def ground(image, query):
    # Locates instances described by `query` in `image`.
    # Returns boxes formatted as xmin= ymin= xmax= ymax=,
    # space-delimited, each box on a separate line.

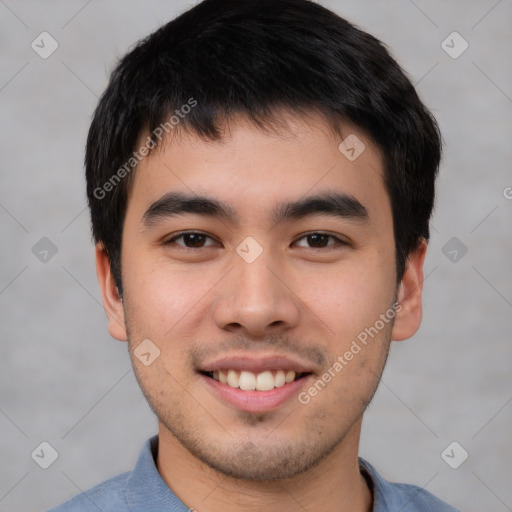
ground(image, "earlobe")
xmin=95 ymin=244 xmax=128 ymax=341
xmin=391 ymin=239 xmax=428 ymax=342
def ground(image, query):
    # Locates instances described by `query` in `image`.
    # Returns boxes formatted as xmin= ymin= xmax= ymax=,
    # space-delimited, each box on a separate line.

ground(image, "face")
xmin=97 ymin=112 xmax=425 ymax=480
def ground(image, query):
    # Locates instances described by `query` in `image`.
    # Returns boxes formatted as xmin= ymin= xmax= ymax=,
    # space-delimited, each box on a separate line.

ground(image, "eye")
xmin=293 ymin=232 xmax=345 ymax=248
xmin=165 ymin=232 xmax=220 ymax=248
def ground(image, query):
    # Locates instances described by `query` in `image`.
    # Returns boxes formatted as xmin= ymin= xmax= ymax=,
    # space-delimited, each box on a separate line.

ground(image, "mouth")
xmin=198 ymin=356 xmax=315 ymax=413
xmin=201 ymin=369 xmax=311 ymax=391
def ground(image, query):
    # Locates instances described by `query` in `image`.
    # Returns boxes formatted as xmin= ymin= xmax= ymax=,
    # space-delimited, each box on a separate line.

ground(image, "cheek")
xmin=122 ymin=251 xmax=223 ymax=338
xmin=291 ymin=254 xmax=395 ymax=344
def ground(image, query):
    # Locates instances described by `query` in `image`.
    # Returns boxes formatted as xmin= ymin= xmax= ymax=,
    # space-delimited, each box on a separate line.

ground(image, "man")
xmin=49 ymin=0 xmax=459 ymax=510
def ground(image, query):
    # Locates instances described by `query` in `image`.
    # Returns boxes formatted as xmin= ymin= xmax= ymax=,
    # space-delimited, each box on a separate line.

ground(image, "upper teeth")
xmin=212 ymin=370 xmax=297 ymax=391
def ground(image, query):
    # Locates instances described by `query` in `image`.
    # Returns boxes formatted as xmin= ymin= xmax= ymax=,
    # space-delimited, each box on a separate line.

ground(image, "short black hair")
xmin=86 ymin=0 xmax=441 ymax=294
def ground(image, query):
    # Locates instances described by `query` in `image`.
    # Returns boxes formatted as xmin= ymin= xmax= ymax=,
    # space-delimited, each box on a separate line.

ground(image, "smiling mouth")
xmin=202 ymin=369 xmax=311 ymax=391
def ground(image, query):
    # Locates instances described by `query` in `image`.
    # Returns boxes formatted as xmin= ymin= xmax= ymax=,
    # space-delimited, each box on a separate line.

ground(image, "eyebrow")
xmin=142 ymin=191 xmax=368 ymax=227
xmin=272 ymin=192 xmax=368 ymax=224
xmin=142 ymin=192 xmax=236 ymax=226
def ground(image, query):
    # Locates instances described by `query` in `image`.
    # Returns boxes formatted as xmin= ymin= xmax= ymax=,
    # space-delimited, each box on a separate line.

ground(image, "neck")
xmin=156 ymin=419 xmax=373 ymax=512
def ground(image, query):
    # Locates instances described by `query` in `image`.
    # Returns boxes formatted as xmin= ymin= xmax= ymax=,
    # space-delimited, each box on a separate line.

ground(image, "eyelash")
xmin=164 ymin=231 xmax=347 ymax=249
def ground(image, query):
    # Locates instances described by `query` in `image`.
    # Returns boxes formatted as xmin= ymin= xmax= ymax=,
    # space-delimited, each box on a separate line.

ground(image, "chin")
xmin=164 ymin=419 xmax=344 ymax=481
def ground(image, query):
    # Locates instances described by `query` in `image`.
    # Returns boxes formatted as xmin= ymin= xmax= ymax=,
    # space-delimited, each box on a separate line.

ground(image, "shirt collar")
xmin=125 ymin=436 xmax=407 ymax=511
xmin=125 ymin=436 xmax=189 ymax=511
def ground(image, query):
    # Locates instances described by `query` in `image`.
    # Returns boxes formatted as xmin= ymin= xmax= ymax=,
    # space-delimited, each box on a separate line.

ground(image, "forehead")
xmin=127 ymin=112 xmax=389 ymax=226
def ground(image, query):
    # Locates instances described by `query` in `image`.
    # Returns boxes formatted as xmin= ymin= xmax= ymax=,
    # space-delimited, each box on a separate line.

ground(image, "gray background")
xmin=1 ymin=1 xmax=511 ymax=511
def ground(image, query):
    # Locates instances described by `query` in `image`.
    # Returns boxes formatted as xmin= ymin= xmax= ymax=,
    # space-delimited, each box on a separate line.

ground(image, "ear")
xmin=391 ymin=239 xmax=427 ymax=341
xmin=95 ymin=244 xmax=128 ymax=341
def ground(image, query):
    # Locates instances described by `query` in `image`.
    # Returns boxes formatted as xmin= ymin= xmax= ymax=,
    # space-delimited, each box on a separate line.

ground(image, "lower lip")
xmin=201 ymin=373 xmax=312 ymax=413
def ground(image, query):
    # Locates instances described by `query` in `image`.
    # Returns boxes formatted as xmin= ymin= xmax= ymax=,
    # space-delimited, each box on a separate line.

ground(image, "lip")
xmin=199 ymin=355 xmax=316 ymax=374
xmin=201 ymin=372 xmax=313 ymax=413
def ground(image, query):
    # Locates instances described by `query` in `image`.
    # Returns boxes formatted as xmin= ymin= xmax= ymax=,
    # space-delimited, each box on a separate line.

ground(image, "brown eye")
xmin=166 ymin=232 xmax=219 ymax=248
xmin=294 ymin=233 xmax=342 ymax=248
xmin=306 ymin=234 xmax=330 ymax=248
xmin=181 ymin=233 xmax=207 ymax=247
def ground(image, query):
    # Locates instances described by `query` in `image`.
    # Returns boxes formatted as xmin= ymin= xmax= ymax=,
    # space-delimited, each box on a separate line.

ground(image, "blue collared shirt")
xmin=48 ymin=436 xmax=459 ymax=511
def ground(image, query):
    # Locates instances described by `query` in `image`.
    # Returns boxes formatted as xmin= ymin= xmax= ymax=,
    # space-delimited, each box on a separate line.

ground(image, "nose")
xmin=212 ymin=253 xmax=301 ymax=338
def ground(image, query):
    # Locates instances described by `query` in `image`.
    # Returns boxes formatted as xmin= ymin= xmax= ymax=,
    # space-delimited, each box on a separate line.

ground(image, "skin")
xmin=96 ymin=111 xmax=426 ymax=512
